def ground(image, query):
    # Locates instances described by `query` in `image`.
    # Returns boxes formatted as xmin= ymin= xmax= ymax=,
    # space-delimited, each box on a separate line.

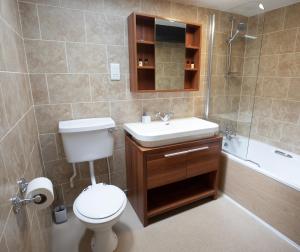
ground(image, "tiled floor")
xmin=52 ymin=196 xmax=299 ymax=252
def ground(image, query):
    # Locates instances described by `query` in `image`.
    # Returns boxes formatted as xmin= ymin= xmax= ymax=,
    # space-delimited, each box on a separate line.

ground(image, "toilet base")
xmin=91 ymin=228 xmax=118 ymax=252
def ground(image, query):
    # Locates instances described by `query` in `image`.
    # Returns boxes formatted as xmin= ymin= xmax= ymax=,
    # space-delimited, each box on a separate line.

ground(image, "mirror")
xmin=155 ymin=19 xmax=186 ymax=90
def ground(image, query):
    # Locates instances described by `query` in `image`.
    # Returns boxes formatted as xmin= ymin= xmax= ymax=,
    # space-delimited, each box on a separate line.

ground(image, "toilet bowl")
xmin=73 ymin=183 xmax=127 ymax=252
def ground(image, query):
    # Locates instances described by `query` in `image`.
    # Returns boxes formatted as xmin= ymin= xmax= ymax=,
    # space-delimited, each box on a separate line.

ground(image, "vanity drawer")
xmin=146 ymin=150 xmax=187 ymax=189
xmin=186 ymin=142 xmax=220 ymax=178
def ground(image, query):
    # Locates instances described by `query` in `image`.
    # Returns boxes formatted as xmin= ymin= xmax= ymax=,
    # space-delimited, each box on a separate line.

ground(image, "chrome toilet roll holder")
xmin=9 ymin=178 xmax=42 ymax=214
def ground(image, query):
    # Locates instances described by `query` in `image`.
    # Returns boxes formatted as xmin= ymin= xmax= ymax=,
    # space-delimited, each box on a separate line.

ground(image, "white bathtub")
xmin=222 ymin=136 xmax=300 ymax=191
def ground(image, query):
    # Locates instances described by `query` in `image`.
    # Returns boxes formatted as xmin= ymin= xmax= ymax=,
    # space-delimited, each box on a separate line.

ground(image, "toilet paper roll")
xmin=25 ymin=177 xmax=54 ymax=210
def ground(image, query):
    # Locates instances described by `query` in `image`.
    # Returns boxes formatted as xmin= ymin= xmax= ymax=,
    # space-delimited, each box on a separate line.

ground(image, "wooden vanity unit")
xmin=125 ymin=134 xmax=222 ymax=226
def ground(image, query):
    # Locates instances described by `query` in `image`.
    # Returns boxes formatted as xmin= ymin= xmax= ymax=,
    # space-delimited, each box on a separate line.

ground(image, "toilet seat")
xmin=74 ymin=183 xmax=126 ymax=220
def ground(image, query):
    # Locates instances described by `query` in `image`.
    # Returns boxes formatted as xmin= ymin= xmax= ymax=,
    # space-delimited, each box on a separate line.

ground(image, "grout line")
xmin=64 ymin=42 xmax=70 ymax=73
xmin=45 ymin=74 xmax=51 ymax=104
xmin=36 ymin=3 xmax=42 ymax=39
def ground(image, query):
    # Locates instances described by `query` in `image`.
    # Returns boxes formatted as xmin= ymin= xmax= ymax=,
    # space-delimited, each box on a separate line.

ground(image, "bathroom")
xmin=0 ymin=0 xmax=299 ymax=251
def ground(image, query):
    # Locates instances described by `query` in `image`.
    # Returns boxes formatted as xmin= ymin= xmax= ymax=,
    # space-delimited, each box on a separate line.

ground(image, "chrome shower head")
xmin=237 ymin=22 xmax=246 ymax=32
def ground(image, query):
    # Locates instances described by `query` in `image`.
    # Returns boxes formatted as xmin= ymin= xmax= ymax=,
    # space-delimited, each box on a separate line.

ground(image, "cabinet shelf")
xmin=147 ymin=175 xmax=216 ymax=218
xmin=138 ymin=66 xmax=155 ymax=69
xmin=137 ymin=40 xmax=154 ymax=45
xmin=185 ymin=68 xmax=198 ymax=71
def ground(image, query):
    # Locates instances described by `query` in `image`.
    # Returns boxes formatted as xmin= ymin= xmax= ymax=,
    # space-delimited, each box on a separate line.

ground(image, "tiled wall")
xmin=18 ymin=0 xmax=228 ymax=206
xmin=241 ymin=3 xmax=300 ymax=155
xmin=0 ymin=0 xmax=51 ymax=251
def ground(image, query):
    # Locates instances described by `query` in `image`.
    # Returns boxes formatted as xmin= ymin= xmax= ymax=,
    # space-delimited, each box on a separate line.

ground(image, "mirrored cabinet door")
xmin=128 ymin=13 xmax=201 ymax=92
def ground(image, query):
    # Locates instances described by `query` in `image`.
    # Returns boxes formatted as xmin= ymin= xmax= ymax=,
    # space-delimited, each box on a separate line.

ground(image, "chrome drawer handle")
xmin=164 ymin=150 xmax=189 ymax=157
xmin=164 ymin=146 xmax=209 ymax=157
xmin=188 ymin=146 xmax=209 ymax=153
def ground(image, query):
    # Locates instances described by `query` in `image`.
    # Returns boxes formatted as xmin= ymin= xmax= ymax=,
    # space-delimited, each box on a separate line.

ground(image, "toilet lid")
xmin=75 ymin=184 xmax=125 ymax=219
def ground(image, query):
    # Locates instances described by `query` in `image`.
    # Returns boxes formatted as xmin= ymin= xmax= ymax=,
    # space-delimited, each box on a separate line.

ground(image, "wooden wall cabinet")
xmin=125 ymin=134 xmax=222 ymax=226
xmin=128 ymin=12 xmax=201 ymax=92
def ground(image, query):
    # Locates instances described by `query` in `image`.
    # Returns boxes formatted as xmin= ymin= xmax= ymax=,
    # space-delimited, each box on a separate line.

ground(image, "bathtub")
xmin=222 ymin=135 xmax=300 ymax=191
xmin=220 ymin=135 xmax=300 ymax=245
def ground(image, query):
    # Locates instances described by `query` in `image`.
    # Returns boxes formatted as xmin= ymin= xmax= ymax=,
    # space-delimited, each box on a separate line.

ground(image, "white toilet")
xmin=59 ymin=117 xmax=127 ymax=252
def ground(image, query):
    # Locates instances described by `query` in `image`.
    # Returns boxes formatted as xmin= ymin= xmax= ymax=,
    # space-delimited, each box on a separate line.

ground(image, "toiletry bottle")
xmin=138 ymin=58 xmax=143 ymax=67
xmin=186 ymin=60 xmax=190 ymax=68
xmin=142 ymin=112 xmax=151 ymax=123
xmin=191 ymin=61 xmax=195 ymax=69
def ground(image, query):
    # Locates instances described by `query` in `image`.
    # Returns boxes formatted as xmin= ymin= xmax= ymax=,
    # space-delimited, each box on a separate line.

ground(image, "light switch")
xmin=110 ymin=63 xmax=120 ymax=81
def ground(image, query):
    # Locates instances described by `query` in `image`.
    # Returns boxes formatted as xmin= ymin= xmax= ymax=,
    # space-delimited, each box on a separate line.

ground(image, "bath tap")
xmin=221 ymin=128 xmax=236 ymax=140
xmin=155 ymin=112 xmax=174 ymax=122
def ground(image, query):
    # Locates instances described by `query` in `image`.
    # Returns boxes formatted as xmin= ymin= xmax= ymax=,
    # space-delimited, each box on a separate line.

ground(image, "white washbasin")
xmin=123 ymin=117 xmax=219 ymax=147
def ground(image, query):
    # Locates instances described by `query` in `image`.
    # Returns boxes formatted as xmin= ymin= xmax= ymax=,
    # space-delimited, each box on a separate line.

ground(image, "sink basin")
xmin=123 ymin=117 xmax=219 ymax=147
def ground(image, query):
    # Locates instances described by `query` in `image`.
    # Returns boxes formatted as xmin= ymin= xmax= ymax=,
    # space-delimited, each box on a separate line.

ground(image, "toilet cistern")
xmin=59 ymin=117 xmax=115 ymax=185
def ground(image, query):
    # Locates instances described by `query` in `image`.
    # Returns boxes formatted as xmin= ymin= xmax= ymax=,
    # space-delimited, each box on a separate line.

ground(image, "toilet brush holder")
xmin=53 ymin=205 xmax=67 ymax=224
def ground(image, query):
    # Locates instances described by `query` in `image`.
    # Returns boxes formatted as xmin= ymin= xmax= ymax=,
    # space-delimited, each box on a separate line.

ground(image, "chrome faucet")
xmin=155 ymin=112 xmax=174 ymax=122
xmin=221 ymin=127 xmax=236 ymax=140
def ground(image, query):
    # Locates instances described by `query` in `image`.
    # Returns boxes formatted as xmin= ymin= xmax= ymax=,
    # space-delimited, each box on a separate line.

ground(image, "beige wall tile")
xmin=0 ymin=20 xmax=27 ymax=72
xmin=4 ymin=208 xmax=31 ymax=252
xmin=60 ymin=0 xmax=104 ymax=11
xmin=0 ymin=127 xmax=26 ymax=184
xmin=193 ymin=96 xmax=204 ymax=117
xmin=263 ymin=8 xmax=284 ymax=33
xmin=271 ymin=100 xmax=300 ymax=123
xmin=35 ymin=104 xmax=72 ymax=133
xmin=44 ymin=159 xmax=76 ymax=185
xmin=241 ymin=77 xmax=257 ymax=96
xmin=0 ymin=236 xmax=8 ymax=252
xmin=78 ymin=159 xmax=109 ymax=179
xmin=141 ymin=0 xmax=171 ymax=17
xmin=0 ymin=153 xmax=15 ymax=237
xmin=0 ymin=73 xmax=32 ymax=126
xmin=258 ymin=55 xmax=278 ymax=76
xmin=85 ymin=12 xmax=124 ymax=45
xmin=170 ymin=97 xmax=193 ymax=118
xmin=38 ymin=5 xmax=85 ymax=42
xmin=245 ymin=36 xmax=262 ymax=57
xmin=170 ymin=2 xmax=197 ymax=24
xmin=67 ymin=43 xmax=107 ymax=73
xmin=243 ymin=57 xmax=259 ymax=76
xmin=19 ymin=2 xmax=40 ymax=39
xmin=111 ymin=100 xmax=142 ymax=124
xmin=253 ymin=97 xmax=272 ymax=118
xmin=296 ymin=28 xmax=300 ymax=52
xmin=47 ymin=74 xmax=90 ymax=103
xmin=91 ymin=74 xmax=126 ymax=101
xmin=287 ymin=78 xmax=300 ymax=101
xmin=29 ymin=74 xmax=49 ymax=105
xmin=256 ymin=118 xmax=283 ymax=141
xmin=18 ymin=109 xmax=38 ymax=166
xmin=40 ymin=134 xmax=58 ymax=162
xmin=261 ymin=29 xmax=297 ymax=55
xmin=103 ymin=0 xmax=140 ymax=17
xmin=0 ymin=85 xmax=9 ymax=139
xmin=61 ymin=178 xmax=91 ymax=206
xmin=280 ymin=124 xmax=300 ymax=146
xmin=284 ymin=2 xmax=300 ymax=29
xmin=261 ymin=77 xmax=289 ymax=98
xmin=0 ymin=0 xmax=22 ymax=35
xmin=25 ymin=40 xmax=67 ymax=73
xmin=72 ymin=102 xmax=110 ymax=119
xmin=29 ymin=143 xmax=44 ymax=178
xmin=277 ymin=53 xmax=300 ymax=77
